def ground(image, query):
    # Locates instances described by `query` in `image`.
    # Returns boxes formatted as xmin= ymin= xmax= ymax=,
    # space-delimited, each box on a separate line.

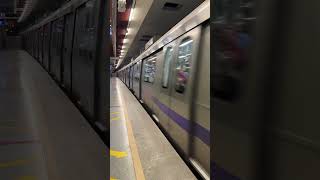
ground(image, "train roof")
xmin=118 ymin=0 xmax=210 ymax=72
xmin=21 ymin=0 xmax=90 ymax=34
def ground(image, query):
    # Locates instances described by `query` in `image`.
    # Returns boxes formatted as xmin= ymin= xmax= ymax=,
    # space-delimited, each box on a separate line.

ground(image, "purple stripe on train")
xmin=212 ymin=162 xmax=241 ymax=180
xmin=152 ymin=97 xmax=241 ymax=180
xmin=152 ymin=96 xmax=210 ymax=146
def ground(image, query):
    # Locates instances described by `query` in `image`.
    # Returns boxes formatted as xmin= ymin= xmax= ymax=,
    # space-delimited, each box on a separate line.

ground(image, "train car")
xmin=21 ymin=0 xmax=107 ymax=128
xmin=117 ymin=1 xmax=210 ymax=178
xmin=50 ymin=17 xmax=64 ymax=82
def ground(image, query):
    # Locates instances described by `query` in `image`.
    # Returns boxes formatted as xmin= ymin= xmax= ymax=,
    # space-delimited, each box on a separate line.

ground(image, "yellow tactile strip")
xmin=117 ymin=83 xmax=146 ymax=180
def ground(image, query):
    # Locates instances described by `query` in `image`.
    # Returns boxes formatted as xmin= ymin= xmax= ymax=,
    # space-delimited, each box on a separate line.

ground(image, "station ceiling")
xmin=117 ymin=0 xmax=205 ymax=69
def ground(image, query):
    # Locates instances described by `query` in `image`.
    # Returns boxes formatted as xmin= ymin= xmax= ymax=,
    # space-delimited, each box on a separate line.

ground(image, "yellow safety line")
xmin=0 ymin=159 xmax=29 ymax=168
xmin=111 ymin=112 xmax=120 ymax=115
xmin=117 ymin=82 xmax=146 ymax=180
xmin=110 ymin=177 xmax=118 ymax=180
xmin=110 ymin=149 xmax=128 ymax=158
xmin=111 ymin=117 xmax=120 ymax=121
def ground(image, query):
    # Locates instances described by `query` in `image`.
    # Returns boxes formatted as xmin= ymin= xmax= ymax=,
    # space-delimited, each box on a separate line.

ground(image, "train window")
xmin=134 ymin=62 xmax=140 ymax=80
xmin=162 ymin=47 xmax=173 ymax=88
xmin=175 ymin=38 xmax=193 ymax=93
xmin=143 ymin=57 xmax=157 ymax=83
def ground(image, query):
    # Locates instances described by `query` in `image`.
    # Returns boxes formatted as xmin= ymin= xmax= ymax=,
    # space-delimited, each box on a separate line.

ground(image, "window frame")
xmin=143 ymin=56 xmax=157 ymax=84
xmin=174 ymin=37 xmax=194 ymax=94
xmin=161 ymin=46 xmax=174 ymax=89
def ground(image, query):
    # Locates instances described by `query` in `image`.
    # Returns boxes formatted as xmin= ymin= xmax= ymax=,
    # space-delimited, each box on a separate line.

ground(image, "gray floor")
xmin=110 ymin=79 xmax=136 ymax=180
xmin=110 ymin=78 xmax=196 ymax=180
xmin=0 ymin=50 xmax=106 ymax=180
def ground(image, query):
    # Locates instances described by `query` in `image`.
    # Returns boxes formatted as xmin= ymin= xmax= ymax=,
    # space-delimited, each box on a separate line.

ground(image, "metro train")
xmin=117 ymin=1 xmax=210 ymax=178
xmin=21 ymin=0 xmax=108 ymax=135
xmin=211 ymin=0 xmax=320 ymax=180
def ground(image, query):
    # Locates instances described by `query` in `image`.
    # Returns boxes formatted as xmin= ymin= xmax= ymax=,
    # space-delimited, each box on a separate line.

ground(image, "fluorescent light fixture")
xmin=179 ymin=39 xmax=193 ymax=47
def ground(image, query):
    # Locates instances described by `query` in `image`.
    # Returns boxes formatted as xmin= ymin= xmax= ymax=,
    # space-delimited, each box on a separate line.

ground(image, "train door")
xmin=72 ymin=0 xmax=98 ymax=118
xmin=132 ymin=61 xmax=141 ymax=98
xmin=190 ymin=23 xmax=210 ymax=174
xmin=141 ymin=55 xmax=158 ymax=111
xmin=32 ymin=32 xmax=34 ymax=56
xmin=33 ymin=31 xmax=35 ymax=58
xmin=127 ymin=68 xmax=130 ymax=87
xmin=130 ymin=66 xmax=134 ymax=89
xmin=167 ymin=26 xmax=202 ymax=156
xmin=154 ymin=41 xmax=176 ymax=129
xmin=121 ymin=71 xmax=123 ymax=82
xmin=129 ymin=66 xmax=132 ymax=89
xmin=43 ymin=23 xmax=51 ymax=71
xmin=123 ymin=71 xmax=125 ymax=83
xmin=39 ymin=27 xmax=44 ymax=64
xmin=124 ymin=70 xmax=126 ymax=84
xmin=62 ymin=13 xmax=75 ymax=92
xmin=35 ymin=29 xmax=39 ymax=60
xmin=124 ymin=70 xmax=126 ymax=83
xmin=50 ymin=18 xmax=64 ymax=82
xmin=37 ymin=28 xmax=41 ymax=61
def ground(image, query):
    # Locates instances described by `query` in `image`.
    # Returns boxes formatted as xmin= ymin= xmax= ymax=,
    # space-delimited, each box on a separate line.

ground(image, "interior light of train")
xmin=149 ymin=57 xmax=157 ymax=61
xmin=179 ymin=39 xmax=193 ymax=47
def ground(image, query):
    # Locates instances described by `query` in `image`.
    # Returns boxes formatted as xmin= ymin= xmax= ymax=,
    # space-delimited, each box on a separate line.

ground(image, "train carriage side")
xmin=142 ymin=21 xmax=210 ymax=175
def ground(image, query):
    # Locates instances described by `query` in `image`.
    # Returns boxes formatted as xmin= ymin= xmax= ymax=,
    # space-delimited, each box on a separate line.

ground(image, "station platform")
xmin=0 ymin=50 xmax=106 ymax=179
xmin=110 ymin=77 xmax=197 ymax=180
